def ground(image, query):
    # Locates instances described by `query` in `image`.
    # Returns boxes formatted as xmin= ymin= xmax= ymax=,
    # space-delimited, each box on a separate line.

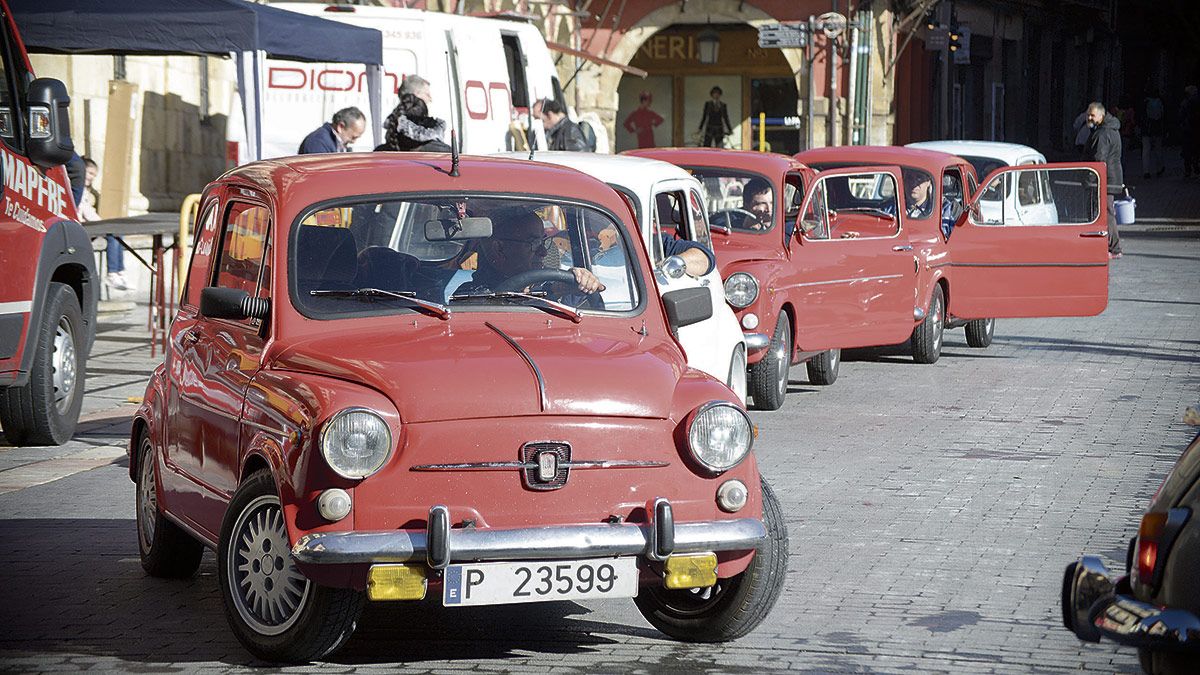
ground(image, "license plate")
xmin=442 ymin=557 xmax=638 ymax=607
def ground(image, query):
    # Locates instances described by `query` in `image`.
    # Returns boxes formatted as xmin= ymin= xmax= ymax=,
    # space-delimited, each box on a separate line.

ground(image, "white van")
xmin=252 ymin=4 xmax=605 ymax=159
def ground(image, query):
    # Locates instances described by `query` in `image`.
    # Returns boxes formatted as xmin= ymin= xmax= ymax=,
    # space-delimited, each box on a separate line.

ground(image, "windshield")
xmin=291 ymin=195 xmax=642 ymax=319
xmin=681 ymin=167 xmax=776 ymax=233
xmin=960 ymin=155 xmax=1007 ymax=184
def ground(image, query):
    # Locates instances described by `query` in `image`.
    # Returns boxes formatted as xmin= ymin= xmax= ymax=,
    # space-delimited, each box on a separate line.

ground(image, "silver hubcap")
xmin=775 ymin=322 xmax=790 ymax=397
xmin=931 ymin=295 xmax=943 ymax=352
xmin=227 ymin=495 xmax=311 ymax=636
xmin=137 ymin=443 xmax=157 ymax=549
xmin=828 ymin=349 xmax=840 ymax=369
xmin=51 ymin=316 xmax=77 ymax=414
xmin=985 ymin=318 xmax=994 ymax=337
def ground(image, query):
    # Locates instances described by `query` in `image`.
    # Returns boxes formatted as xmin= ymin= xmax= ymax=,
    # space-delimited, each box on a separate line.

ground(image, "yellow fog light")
xmin=367 ymin=564 xmax=428 ymax=601
xmin=664 ymin=553 xmax=718 ymax=590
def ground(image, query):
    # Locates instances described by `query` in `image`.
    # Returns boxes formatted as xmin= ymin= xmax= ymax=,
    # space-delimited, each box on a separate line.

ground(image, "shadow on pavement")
xmin=992 ymin=335 xmax=1199 ymax=364
xmin=0 ymin=518 xmax=653 ymax=668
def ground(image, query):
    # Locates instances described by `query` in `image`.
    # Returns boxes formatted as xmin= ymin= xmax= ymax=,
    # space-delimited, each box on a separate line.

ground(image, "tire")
xmin=634 ymin=477 xmax=788 ymax=642
xmin=135 ymin=432 xmax=204 ymax=578
xmin=911 ymin=285 xmax=944 ymax=364
xmin=725 ymin=344 xmax=748 ymax=405
xmin=806 ymin=349 xmax=840 ymax=386
xmin=749 ymin=314 xmax=791 ymax=411
xmin=0 ymin=282 xmax=86 ymax=445
xmin=965 ymin=317 xmax=995 ymax=348
xmin=218 ymin=471 xmax=365 ymax=663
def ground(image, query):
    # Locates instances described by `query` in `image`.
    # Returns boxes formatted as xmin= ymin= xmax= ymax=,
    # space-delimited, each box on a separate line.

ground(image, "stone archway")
xmin=577 ymin=0 xmax=806 ymax=149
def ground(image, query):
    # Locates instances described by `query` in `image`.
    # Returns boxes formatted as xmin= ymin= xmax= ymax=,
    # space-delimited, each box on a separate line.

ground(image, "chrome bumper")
xmin=744 ymin=333 xmax=770 ymax=351
xmin=293 ymin=501 xmax=766 ymax=569
xmin=1062 ymin=555 xmax=1200 ymax=650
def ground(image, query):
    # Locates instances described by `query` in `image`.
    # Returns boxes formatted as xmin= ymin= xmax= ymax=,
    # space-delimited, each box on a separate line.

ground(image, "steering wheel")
xmin=710 ymin=208 xmax=761 ymax=231
xmin=496 ymin=268 xmax=606 ymax=311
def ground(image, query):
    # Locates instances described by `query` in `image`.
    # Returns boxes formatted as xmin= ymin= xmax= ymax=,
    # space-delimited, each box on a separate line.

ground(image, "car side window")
xmin=799 ymin=182 xmax=830 ymax=240
xmin=654 ymin=191 xmax=686 ymax=240
xmin=213 ymin=201 xmax=271 ymax=321
xmin=942 ymin=168 xmax=965 ymax=237
xmin=183 ymin=201 xmax=220 ymax=308
xmin=686 ymin=189 xmax=713 ymax=250
xmin=783 ymin=172 xmax=804 ymax=217
xmin=1017 ymin=170 xmax=1040 ymax=207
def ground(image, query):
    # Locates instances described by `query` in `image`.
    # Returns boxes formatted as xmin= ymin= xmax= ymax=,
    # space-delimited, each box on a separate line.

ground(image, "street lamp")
xmin=697 ymin=27 xmax=720 ymax=64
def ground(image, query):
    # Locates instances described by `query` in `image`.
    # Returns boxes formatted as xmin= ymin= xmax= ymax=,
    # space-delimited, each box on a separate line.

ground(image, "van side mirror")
xmin=662 ymin=287 xmax=712 ymax=329
xmin=200 ymin=287 xmax=270 ymax=321
xmin=26 ymin=78 xmax=75 ymax=169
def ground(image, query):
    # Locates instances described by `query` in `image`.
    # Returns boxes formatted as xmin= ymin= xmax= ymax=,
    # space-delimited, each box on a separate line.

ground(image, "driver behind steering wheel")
xmin=455 ymin=206 xmax=604 ymax=296
xmin=741 ymin=177 xmax=773 ymax=230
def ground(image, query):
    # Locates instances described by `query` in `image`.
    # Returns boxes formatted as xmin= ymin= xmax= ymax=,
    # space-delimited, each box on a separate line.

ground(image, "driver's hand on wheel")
xmin=570 ymin=268 xmax=605 ymax=294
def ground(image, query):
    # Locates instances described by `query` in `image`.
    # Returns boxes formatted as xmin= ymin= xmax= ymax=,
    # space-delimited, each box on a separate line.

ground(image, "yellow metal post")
xmin=758 ymin=112 xmax=766 ymax=152
xmin=177 ymin=193 xmax=201 ymax=296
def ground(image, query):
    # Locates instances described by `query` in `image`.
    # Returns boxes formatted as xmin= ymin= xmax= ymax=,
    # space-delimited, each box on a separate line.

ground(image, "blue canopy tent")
xmin=10 ymin=0 xmax=385 ymax=160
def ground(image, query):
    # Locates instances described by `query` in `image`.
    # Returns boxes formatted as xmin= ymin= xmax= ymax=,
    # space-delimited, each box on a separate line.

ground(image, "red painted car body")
xmin=129 ymin=153 xmax=785 ymax=661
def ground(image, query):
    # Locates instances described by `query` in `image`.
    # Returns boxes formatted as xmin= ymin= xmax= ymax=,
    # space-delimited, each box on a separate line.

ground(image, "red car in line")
xmin=632 ymin=148 xmax=1110 ymax=410
xmin=129 ymin=153 xmax=786 ymax=662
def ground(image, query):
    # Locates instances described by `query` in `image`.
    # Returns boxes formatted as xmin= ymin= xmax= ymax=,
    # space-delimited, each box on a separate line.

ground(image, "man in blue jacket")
xmin=299 ymin=107 xmax=366 ymax=154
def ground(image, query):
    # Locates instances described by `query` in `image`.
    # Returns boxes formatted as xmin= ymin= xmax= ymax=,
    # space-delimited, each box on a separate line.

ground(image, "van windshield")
xmin=291 ymin=195 xmax=642 ymax=319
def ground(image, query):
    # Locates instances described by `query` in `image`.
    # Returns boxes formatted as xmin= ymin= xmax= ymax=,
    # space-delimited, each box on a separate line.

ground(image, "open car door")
xmin=789 ymin=166 xmax=916 ymax=351
xmin=947 ymin=162 xmax=1109 ymax=319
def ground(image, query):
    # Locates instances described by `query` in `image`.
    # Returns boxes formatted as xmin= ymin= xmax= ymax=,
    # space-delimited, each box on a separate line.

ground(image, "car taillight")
xmin=1131 ymin=508 xmax=1190 ymax=592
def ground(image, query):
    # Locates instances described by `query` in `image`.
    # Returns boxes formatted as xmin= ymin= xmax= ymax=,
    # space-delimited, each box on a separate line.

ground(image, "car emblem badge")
xmin=521 ymin=442 xmax=571 ymax=490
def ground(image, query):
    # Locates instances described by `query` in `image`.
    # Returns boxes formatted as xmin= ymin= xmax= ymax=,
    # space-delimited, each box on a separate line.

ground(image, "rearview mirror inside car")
xmin=424 ymin=216 xmax=493 ymax=241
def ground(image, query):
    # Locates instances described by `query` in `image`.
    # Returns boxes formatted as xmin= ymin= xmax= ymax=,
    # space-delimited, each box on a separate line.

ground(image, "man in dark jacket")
xmin=1085 ymin=102 xmax=1123 ymax=257
xmin=299 ymin=107 xmax=366 ymax=154
xmin=536 ymin=99 xmax=589 ymax=151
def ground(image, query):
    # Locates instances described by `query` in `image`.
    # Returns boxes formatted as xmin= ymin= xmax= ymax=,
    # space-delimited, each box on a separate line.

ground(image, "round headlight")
xmin=688 ymin=401 xmax=753 ymax=472
xmin=724 ymin=273 xmax=759 ymax=309
xmin=320 ymin=408 xmax=393 ymax=479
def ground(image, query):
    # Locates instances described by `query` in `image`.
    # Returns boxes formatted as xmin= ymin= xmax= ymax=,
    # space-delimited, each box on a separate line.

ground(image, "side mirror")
xmin=659 ymin=255 xmax=688 ymax=280
xmin=662 ymin=287 xmax=712 ymax=329
xmin=26 ymin=78 xmax=74 ymax=169
xmin=200 ymin=287 xmax=270 ymax=321
xmin=424 ymin=216 xmax=493 ymax=241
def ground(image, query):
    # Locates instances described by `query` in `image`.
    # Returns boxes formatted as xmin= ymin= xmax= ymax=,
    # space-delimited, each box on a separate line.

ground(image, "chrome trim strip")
xmin=411 ymin=459 xmax=670 ymax=471
xmin=178 ymin=394 xmax=241 ymax=422
xmin=0 ymin=300 xmax=33 ymax=314
xmin=486 ymin=321 xmax=546 ymax=412
xmin=790 ymin=273 xmax=905 ymax=288
xmin=292 ymin=517 xmax=767 ymax=565
xmin=241 ymin=419 xmax=292 ymax=438
xmin=892 ymin=244 xmax=913 ymax=252
xmin=744 ymin=333 xmax=770 ymax=351
xmin=951 ymin=262 xmax=1107 ymax=268
xmin=1079 ymin=231 xmax=1108 ymax=237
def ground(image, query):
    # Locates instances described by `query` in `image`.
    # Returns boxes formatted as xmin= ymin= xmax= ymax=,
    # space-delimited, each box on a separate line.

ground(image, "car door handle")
xmin=181 ymin=330 xmax=200 ymax=345
xmin=892 ymin=245 xmax=913 ymax=252
xmin=1079 ymin=231 xmax=1108 ymax=238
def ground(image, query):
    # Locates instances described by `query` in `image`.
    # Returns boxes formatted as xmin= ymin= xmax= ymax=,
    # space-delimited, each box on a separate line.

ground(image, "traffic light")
xmin=949 ymin=26 xmax=962 ymax=52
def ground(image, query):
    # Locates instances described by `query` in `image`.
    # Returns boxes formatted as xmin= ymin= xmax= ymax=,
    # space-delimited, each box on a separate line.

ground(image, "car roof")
xmin=906 ymin=140 xmax=1047 ymax=165
xmin=796 ymin=145 xmax=961 ymax=174
xmin=623 ymin=147 xmax=807 ymax=175
xmin=493 ymin=152 xmax=699 ymax=194
xmin=216 ymin=153 xmax=632 ymax=220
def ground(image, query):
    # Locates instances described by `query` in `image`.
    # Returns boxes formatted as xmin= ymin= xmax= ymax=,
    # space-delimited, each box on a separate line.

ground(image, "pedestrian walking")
xmin=298 ymin=107 xmax=366 ymax=154
xmin=1084 ymin=102 xmax=1123 ymax=257
xmin=1142 ymin=89 xmax=1166 ymax=178
xmin=698 ymin=86 xmax=733 ymax=148
xmin=534 ymin=98 xmax=589 ymax=151
xmin=1180 ymin=85 xmax=1200 ymax=178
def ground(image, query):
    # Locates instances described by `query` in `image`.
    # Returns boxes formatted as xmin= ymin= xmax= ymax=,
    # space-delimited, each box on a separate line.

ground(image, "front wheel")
xmin=911 ymin=285 xmax=944 ymax=364
xmin=0 ymin=282 xmax=86 ymax=445
xmin=634 ymin=478 xmax=788 ymax=642
xmin=218 ymin=471 xmax=365 ymax=663
xmin=748 ymin=315 xmax=791 ymax=411
xmin=965 ymin=317 xmax=995 ymax=348
xmin=806 ymin=349 xmax=840 ymax=386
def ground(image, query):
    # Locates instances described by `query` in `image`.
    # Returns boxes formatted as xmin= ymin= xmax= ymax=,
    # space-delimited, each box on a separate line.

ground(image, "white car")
xmin=495 ymin=152 xmax=748 ymax=403
xmin=906 ymin=141 xmax=1058 ymax=226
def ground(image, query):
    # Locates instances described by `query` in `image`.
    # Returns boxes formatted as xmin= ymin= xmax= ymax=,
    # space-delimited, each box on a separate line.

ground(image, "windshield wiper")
xmin=309 ymin=288 xmax=451 ymax=320
xmin=449 ymin=291 xmax=582 ymax=323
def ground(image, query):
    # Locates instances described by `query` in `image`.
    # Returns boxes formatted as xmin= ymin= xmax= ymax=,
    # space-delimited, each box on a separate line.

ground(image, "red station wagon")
xmin=129 ymin=154 xmax=786 ymax=662
xmin=633 ymin=148 xmax=1110 ymax=409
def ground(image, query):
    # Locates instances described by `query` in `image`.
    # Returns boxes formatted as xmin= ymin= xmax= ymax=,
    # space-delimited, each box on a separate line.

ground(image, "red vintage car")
xmin=129 ymin=154 xmax=786 ymax=662
xmin=798 ymin=145 xmax=1110 ymax=361
xmin=632 ymin=148 xmax=1109 ymax=410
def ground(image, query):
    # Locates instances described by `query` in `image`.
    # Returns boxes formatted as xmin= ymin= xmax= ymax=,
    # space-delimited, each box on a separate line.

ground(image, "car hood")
xmin=270 ymin=317 xmax=685 ymax=422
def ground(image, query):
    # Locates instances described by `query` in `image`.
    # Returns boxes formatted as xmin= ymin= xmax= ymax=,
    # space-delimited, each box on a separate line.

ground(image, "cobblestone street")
xmin=1 ymin=226 xmax=1198 ymax=673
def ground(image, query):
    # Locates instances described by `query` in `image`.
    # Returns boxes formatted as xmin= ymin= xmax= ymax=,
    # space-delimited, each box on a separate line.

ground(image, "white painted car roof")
xmin=906 ymin=140 xmax=1047 ymax=166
